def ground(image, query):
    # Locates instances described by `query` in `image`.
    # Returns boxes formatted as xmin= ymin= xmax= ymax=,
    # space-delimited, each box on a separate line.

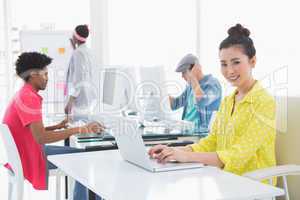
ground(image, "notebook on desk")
xmin=114 ymin=117 xmax=203 ymax=172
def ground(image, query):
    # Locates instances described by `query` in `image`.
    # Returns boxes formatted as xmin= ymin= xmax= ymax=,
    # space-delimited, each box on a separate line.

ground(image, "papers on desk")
xmin=141 ymin=119 xmax=194 ymax=135
xmin=144 ymin=127 xmax=167 ymax=135
xmin=142 ymin=120 xmax=166 ymax=127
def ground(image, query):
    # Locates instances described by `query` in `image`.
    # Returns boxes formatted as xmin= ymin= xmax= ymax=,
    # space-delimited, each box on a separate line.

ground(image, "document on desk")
xmin=141 ymin=119 xmax=194 ymax=135
xmin=144 ymin=127 xmax=167 ymax=135
xmin=142 ymin=120 xmax=166 ymax=127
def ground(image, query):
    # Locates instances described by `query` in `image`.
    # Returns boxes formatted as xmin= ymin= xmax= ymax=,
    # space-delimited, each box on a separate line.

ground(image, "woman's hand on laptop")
xmin=148 ymin=144 xmax=167 ymax=158
xmin=148 ymin=144 xmax=191 ymax=164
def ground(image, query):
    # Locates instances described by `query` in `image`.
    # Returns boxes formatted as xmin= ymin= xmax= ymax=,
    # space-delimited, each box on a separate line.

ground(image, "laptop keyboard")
xmin=149 ymin=158 xmax=181 ymax=168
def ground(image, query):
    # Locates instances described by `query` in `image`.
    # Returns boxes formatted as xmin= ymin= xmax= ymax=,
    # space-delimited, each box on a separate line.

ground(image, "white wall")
xmin=90 ymin=0 xmax=300 ymax=99
xmin=198 ymin=0 xmax=300 ymax=97
xmin=90 ymin=0 xmax=109 ymax=66
xmin=11 ymin=0 xmax=90 ymax=30
xmin=90 ymin=0 xmax=199 ymax=101
xmin=0 ymin=0 xmax=91 ymax=117
xmin=1 ymin=0 xmax=299 ymax=116
xmin=0 ymin=0 xmax=13 ymax=118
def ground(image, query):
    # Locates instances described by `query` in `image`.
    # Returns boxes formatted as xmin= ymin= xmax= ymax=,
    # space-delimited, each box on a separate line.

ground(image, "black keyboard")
xmin=85 ymin=144 xmax=118 ymax=151
xmin=144 ymin=140 xmax=194 ymax=147
xmin=167 ymin=140 xmax=194 ymax=147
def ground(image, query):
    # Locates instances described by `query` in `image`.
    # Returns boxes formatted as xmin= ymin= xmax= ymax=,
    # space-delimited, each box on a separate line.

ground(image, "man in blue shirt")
xmin=169 ymin=54 xmax=222 ymax=135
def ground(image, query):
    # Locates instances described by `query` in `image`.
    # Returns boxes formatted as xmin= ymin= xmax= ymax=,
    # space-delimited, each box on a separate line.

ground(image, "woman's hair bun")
xmin=228 ymin=23 xmax=250 ymax=37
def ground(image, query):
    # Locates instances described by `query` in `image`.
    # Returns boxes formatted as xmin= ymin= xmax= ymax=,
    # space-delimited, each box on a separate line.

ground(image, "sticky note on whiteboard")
xmin=58 ymin=47 xmax=65 ymax=55
xmin=41 ymin=47 xmax=48 ymax=54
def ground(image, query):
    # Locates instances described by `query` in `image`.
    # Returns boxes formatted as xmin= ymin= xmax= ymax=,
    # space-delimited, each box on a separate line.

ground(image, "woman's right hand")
xmin=149 ymin=144 xmax=192 ymax=164
xmin=148 ymin=144 xmax=168 ymax=158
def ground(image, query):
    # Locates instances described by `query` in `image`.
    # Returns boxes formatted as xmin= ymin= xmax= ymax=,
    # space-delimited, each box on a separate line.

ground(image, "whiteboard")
xmin=20 ymin=30 xmax=73 ymax=104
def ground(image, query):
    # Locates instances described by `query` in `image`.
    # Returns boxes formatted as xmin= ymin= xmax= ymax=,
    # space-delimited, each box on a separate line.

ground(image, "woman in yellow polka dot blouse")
xmin=148 ymin=23 xmax=276 ymax=176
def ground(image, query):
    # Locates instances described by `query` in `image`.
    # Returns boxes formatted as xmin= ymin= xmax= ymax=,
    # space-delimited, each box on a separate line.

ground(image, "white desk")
xmin=48 ymin=151 xmax=284 ymax=200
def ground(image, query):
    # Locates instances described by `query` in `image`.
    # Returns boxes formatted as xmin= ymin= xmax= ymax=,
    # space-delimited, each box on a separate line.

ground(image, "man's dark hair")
xmin=15 ymin=52 xmax=52 ymax=81
xmin=75 ymin=24 xmax=89 ymax=39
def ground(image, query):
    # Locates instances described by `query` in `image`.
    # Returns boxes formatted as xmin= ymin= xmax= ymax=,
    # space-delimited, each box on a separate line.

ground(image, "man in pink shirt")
xmin=2 ymin=52 xmax=103 ymax=200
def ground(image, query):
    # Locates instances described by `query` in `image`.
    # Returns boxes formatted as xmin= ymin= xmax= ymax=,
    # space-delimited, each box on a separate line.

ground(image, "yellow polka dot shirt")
xmin=190 ymin=81 xmax=276 ymax=176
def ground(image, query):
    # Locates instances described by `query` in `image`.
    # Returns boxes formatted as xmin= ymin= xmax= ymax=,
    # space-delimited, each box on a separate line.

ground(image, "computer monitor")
xmin=102 ymin=68 xmax=117 ymax=106
xmin=136 ymin=65 xmax=168 ymax=120
xmin=101 ymin=67 xmax=137 ymax=115
xmin=101 ymin=66 xmax=196 ymax=135
xmin=101 ymin=65 xmax=169 ymax=119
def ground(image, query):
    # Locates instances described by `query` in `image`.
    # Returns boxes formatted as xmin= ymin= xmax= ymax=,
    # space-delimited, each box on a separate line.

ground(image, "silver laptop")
xmin=113 ymin=117 xmax=203 ymax=172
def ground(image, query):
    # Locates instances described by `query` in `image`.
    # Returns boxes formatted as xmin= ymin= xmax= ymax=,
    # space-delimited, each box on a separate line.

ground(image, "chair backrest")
xmin=0 ymin=124 xmax=24 ymax=200
xmin=275 ymin=96 xmax=300 ymax=199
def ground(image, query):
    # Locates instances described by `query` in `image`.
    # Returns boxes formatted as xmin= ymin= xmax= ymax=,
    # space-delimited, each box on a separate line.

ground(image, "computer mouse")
xmin=138 ymin=122 xmax=145 ymax=128
xmin=128 ymin=111 xmax=137 ymax=116
xmin=152 ymin=117 xmax=159 ymax=122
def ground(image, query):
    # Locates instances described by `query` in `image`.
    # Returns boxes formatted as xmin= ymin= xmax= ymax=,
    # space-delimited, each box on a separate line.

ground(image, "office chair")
xmin=243 ymin=96 xmax=300 ymax=200
xmin=0 ymin=124 xmax=64 ymax=200
xmin=243 ymin=165 xmax=300 ymax=200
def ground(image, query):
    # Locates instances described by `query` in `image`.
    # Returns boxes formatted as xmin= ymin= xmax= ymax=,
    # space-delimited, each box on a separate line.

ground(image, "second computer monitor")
xmin=102 ymin=67 xmax=137 ymax=114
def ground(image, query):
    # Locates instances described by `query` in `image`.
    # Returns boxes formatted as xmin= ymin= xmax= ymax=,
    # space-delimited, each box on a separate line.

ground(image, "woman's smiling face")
xmin=219 ymin=46 xmax=256 ymax=88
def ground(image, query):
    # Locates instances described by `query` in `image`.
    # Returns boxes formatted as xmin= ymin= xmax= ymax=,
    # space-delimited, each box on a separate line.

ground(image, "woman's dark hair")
xmin=15 ymin=52 xmax=52 ymax=81
xmin=219 ymin=24 xmax=256 ymax=59
xmin=75 ymin=24 xmax=89 ymax=38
